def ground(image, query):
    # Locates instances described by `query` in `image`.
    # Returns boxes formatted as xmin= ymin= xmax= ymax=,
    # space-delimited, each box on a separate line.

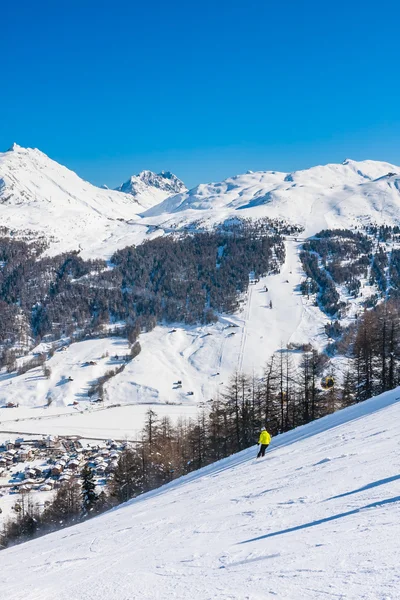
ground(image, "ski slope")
xmin=1 ymin=387 xmax=400 ymax=599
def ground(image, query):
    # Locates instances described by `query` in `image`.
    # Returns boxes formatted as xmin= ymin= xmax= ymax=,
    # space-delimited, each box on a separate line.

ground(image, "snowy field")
xmin=1 ymin=386 xmax=399 ymax=599
xmin=0 ymin=403 xmax=199 ymax=445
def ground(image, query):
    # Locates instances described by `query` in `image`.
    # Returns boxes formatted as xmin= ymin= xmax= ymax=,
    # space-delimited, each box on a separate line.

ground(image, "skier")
xmin=257 ymin=427 xmax=271 ymax=458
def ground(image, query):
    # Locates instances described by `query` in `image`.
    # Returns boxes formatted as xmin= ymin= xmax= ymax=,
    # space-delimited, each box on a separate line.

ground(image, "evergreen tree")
xmin=108 ymin=447 xmax=143 ymax=503
xmin=81 ymin=464 xmax=97 ymax=515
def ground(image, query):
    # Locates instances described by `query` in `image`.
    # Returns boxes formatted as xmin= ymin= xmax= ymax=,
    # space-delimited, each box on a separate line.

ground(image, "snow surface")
xmin=1 ymin=387 xmax=400 ymax=599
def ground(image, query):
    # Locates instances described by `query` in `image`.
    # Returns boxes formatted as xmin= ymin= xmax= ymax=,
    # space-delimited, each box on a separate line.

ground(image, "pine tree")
xmin=108 ymin=447 xmax=143 ymax=503
xmin=81 ymin=464 xmax=97 ymax=515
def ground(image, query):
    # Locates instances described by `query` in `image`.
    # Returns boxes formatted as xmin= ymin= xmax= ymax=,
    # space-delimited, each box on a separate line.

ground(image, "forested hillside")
xmin=0 ymin=224 xmax=285 ymax=369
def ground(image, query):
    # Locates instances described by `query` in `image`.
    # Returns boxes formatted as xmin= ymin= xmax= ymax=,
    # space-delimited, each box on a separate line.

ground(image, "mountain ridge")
xmin=1 ymin=145 xmax=400 ymax=256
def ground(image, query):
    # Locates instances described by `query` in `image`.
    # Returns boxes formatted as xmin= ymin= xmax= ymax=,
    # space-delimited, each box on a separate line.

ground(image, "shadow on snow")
xmin=238 ymin=495 xmax=400 ymax=545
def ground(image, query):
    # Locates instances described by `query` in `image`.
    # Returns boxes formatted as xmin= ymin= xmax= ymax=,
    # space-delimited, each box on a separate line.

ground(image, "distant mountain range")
xmin=1 ymin=144 xmax=399 ymax=258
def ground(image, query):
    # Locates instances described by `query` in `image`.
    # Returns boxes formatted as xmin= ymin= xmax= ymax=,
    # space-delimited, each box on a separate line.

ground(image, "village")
xmin=0 ymin=433 xmax=125 ymax=519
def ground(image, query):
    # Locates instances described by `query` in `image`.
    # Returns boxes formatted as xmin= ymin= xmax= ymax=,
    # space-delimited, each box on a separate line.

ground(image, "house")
xmin=46 ymin=435 xmax=60 ymax=449
xmin=51 ymin=464 xmax=64 ymax=476
xmin=5 ymin=441 xmax=15 ymax=451
xmin=67 ymin=459 xmax=80 ymax=470
xmin=14 ymin=438 xmax=24 ymax=448
xmin=39 ymin=484 xmax=53 ymax=492
xmin=18 ymin=447 xmax=32 ymax=461
xmin=22 ymin=478 xmax=36 ymax=486
xmin=33 ymin=466 xmax=44 ymax=477
xmin=19 ymin=484 xmax=32 ymax=492
xmin=6 ymin=449 xmax=18 ymax=463
xmin=58 ymin=473 xmax=71 ymax=484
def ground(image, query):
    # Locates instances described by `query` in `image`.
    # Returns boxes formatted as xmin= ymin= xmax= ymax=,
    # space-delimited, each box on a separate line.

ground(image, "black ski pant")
xmin=257 ymin=444 xmax=269 ymax=458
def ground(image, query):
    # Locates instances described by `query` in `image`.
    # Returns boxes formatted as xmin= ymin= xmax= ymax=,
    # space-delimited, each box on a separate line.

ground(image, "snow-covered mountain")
xmin=144 ymin=158 xmax=400 ymax=237
xmin=115 ymin=169 xmax=186 ymax=209
xmin=1 ymin=145 xmax=400 ymax=257
xmin=1 ymin=387 xmax=399 ymax=600
xmin=0 ymin=145 xmax=175 ymax=258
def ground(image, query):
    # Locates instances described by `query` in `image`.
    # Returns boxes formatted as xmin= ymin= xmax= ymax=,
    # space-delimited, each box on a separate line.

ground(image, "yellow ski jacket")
xmin=258 ymin=430 xmax=271 ymax=445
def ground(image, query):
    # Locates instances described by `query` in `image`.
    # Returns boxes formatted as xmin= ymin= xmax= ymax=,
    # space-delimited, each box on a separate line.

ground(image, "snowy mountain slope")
xmin=143 ymin=158 xmax=400 ymax=237
xmin=0 ymin=337 xmax=131 ymax=409
xmin=0 ymin=231 xmax=374 ymax=444
xmin=116 ymin=169 xmax=186 ymax=209
xmin=0 ymin=145 xmax=161 ymax=258
xmin=1 ymin=387 xmax=400 ymax=600
xmin=1 ymin=146 xmax=400 ymax=258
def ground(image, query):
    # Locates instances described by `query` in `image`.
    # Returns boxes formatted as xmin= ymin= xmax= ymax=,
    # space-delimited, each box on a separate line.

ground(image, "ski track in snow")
xmin=1 ymin=388 xmax=400 ymax=599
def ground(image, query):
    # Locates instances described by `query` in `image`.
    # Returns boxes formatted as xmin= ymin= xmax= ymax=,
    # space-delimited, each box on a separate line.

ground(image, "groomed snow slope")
xmin=1 ymin=388 xmax=400 ymax=600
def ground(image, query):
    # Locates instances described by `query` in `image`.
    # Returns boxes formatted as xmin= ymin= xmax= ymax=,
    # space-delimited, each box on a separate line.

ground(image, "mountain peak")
xmin=5 ymin=143 xmax=51 ymax=163
xmin=8 ymin=142 xmax=22 ymax=152
xmin=116 ymin=169 xmax=187 ymax=208
xmin=136 ymin=169 xmax=186 ymax=194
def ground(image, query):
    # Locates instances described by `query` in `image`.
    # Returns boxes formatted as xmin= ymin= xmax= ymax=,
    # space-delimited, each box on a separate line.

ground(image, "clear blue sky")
xmin=2 ymin=0 xmax=400 ymax=189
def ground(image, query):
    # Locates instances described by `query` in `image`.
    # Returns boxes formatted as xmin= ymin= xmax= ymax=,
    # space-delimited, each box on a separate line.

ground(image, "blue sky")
xmin=2 ymin=0 xmax=400 ymax=189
